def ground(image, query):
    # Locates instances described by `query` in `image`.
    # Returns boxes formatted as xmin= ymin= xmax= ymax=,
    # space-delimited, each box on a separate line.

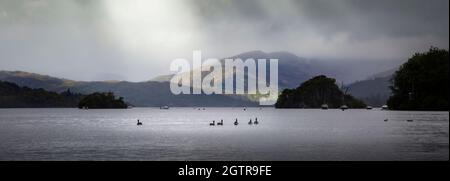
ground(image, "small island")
xmin=275 ymin=75 xmax=366 ymax=109
xmin=78 ymin=92 xmax=128 ymax=109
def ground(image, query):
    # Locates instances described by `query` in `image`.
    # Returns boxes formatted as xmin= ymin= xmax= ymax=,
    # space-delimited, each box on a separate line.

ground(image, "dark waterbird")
xmin=137 ymin=119 xmax=142 ymax=126
xmin=217 ymin=119 xmax=223 ymax=126
xmin=248 ymin=119 xmax=253 ymax=125
xmin=210 ymin=120 xmax=215 ymax=126
xmin=234 ymin=119 xmax=239 ymax=126
xmin=254 ymin=117 xmax=259 ymax=125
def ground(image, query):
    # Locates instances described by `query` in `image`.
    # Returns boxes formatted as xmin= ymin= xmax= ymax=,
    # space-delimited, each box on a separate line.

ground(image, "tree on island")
xmin=275 ymin=75 xmax=366 ymax=108
xmin=0 ymin=81 xmax=83 ymax=108
xmin=387 ymin=47 xmax=449 ymax=111
xmin=78 ymin=92 xmax=128 ymax=109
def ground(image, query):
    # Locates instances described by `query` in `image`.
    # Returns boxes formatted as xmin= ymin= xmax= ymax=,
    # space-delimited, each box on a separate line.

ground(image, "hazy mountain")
xmin=229 ymin=51 xmax=404 ymax=86
xmin=225 ymin=51 xmax=312 ymax=89
xmin=366 ymin=68 xmax=397 ymax=80
xmin=159 ymin=50 xmax=403 ymax=89
xmin=347 ymin=68 xmax=397 ymax=107
xmin=162 ymin=51 xmax=313 ymax=91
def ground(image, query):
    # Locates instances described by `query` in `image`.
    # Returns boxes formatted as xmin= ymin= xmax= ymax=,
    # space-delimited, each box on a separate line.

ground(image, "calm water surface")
xmin=0 ymin=108 xmax=448 ymax=160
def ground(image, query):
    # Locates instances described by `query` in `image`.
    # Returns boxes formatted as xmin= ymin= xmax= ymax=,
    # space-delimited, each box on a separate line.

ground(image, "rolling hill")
xmin=0 ymin=71 xmax=257 ymax=107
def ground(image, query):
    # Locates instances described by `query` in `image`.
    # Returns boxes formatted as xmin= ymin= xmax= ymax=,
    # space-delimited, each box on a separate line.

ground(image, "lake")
xmin=0 ymin=108 xmax=448 ymax=161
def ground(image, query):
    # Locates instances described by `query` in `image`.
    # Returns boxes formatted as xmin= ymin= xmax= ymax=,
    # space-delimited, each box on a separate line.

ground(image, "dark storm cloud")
xmin=0 ymin=0 xmax=448 ymax=81
xmin=190 ymin=0 xmax=449 ymax=41
xmin=185 ymin=0 xmax=448 ymax=64
xmin=295 ymin=0 xmax=449 ymax=40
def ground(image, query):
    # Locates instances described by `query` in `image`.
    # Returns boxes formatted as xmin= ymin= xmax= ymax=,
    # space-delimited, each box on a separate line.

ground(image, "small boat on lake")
xmin=366 ymin=106 xmax=373 ymax=110
xmin=321 ymin=104 xmax=329 ymax=110
xmin=340 ymin=105 xmax=348 ymax=111
xmin=160 ymin=106 xmax=170 ymax=109
xmin=381 ymin=105 xmax=389 ymax=110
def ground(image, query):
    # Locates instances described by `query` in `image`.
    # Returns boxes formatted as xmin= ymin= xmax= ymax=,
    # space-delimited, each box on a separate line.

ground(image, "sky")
xmin=0 ymin=0 xmax=448 ymax=81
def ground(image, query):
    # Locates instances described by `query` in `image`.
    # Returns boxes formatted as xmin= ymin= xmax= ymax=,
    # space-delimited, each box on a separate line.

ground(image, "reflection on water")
xmin=0 ymin=108 xmax=448 ymax=161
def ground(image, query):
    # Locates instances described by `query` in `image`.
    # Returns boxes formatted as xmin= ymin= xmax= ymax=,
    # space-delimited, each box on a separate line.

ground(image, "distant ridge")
xmin=0 ymin=70 xmax=257 ymax=107
xmin=149 ymin=74 xmax=174 ymax=82
xmin=347 ymin=68 xmax=396 ymax=106
xmin=366 ymin=68 xmax=397 ymax=80
xmin=1 ymin=51 xmax=401 ymax=107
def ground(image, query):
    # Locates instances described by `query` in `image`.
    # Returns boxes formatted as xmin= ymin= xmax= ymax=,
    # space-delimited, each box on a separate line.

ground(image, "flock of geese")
xmin=137 ymin=117 xmax=413 ymax=126
xmin=136 ymin=117 xmax=261 ymax=126
xmin=137 ymin=117 xmax=412 ymax=126
xmin=135 ymin=107 xmax=414 ymax=126
xmin=209 ymin=117 xmax=259 ymax=126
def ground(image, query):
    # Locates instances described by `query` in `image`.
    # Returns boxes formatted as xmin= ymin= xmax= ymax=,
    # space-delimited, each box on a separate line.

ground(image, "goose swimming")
xmin=210 ymin=120 xmax=215 ymax=126
xmin=137 ymin=119 xmax=142 ymax=126
xmin=254 ymin=117 xmax=259 ymax=125
xmin=217 ymin=119 xmax=223 ymax=126
xmin=248 ymin=119 xmax=253 ymax=125
xmin=234 ymin=119 xmax=239 ymax=126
